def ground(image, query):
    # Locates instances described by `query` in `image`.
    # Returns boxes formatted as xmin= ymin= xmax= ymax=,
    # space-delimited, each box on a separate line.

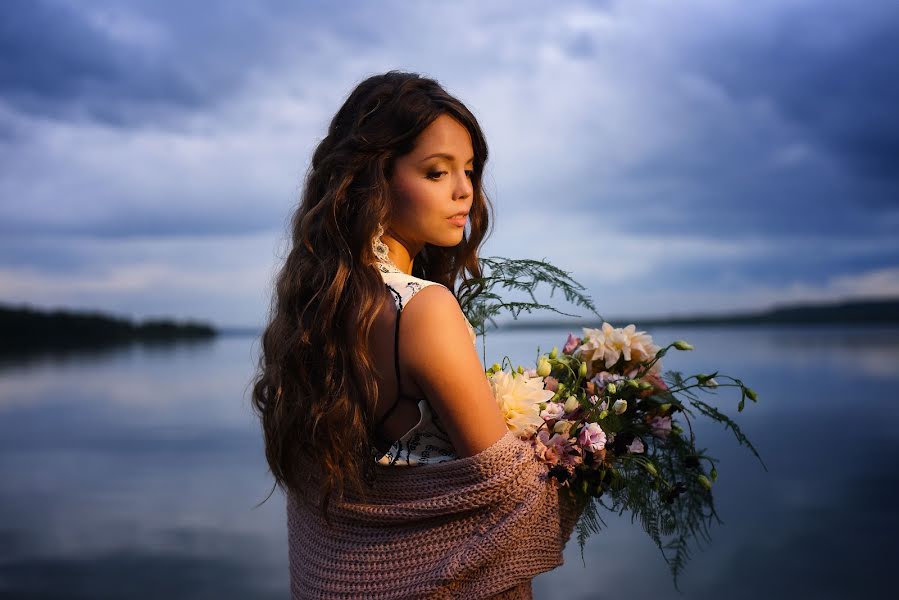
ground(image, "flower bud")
xmin=606 ymin=383 xmax=617 ymax=395
xmin=491 ymin=363 xmax=502 ymax=373
xmin=563 ymin=396 xmax=580 ymax=414
xmin=644 ymin=461 xmax=658 ymax=477
xmin=697 ymin=474 xmax=712 ymax=490
xmin=553 ymin=419 xmax=573 ymax=435
xmin=612 ymin=399 xmax=627 ymax=414
xmin=638 ymin=381 xmax=653 ymax=389
xmin=598 ymin=409 xmax=609 ymax=420
xmin=626 ymin=379 xmax=640 ymax=389
xmin=660 ymin=402 xmax=671 ymax=413
xmin=536 ymin=357 xmax=551 ymax=377
xmin=516 ymin=364 xmax=524 ymax=374
xmin=705 ymin=377 xmax=718 ymax=388
xmin=710 ymin=467 xmax=718 ymax=482
xmin=578 ymin=361 xmax=587 ymax=378
xmin=746 ymin=387 xmax=758 ymax=401
xmin=672 ymin=340 xmax=693 ymax=351
xmin=549 ymin=346 xmax=558 ymax=359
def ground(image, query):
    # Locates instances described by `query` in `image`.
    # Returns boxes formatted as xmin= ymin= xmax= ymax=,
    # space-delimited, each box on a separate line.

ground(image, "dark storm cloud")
xmin=0 ymin=0 xmax=356 ymax=126
xmin=653 ymin=239 xmax=899 ymax=290
xmin=689 ymin=2 xmax=899 ymax=191
xmin=0 ymin=0 xmax=211 ymax=125
xmin=0 ymin=204 xmax=280 ymax=240
xmin=602 ymin=159 xmax=890 ymax=238
xmin=562 ymin=0 xmax=899 ymax=248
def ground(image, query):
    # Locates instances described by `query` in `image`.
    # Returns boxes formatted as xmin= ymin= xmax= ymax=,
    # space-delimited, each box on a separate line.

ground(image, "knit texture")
xmin=287 ymin=429 xmax=586 ymax=599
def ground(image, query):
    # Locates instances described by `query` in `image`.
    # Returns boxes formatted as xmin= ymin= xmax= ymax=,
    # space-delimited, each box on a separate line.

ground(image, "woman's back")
xmin=368 ymin=259 xmax=480 ymax=465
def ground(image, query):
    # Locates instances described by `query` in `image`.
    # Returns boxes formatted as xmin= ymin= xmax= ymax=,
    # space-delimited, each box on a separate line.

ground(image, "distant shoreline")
xmin=0 ymin=303 xmax=216 ymax=356
xmin=222 ymin=296 xmax=899 ymax=335
xmin=500 ymin=297 xmax=899 ymax=330
xmin=4 ymin=297 xmax=897 ymax=349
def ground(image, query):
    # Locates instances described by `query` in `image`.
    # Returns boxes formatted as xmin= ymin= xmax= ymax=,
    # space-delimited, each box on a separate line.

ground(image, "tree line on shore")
xmin=0 ymin=303 xmax=216 ymax=356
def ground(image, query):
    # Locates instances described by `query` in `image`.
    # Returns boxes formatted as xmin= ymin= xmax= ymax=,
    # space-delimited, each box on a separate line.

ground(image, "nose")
xmin=454 ymin=170 xmax=472 ymax=201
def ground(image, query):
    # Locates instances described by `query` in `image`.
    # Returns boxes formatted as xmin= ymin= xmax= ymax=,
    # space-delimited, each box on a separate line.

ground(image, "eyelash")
xmin=427 ymin=170 xmax=474 ymax=180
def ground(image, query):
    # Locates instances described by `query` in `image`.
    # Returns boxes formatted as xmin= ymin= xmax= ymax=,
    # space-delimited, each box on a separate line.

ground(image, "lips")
xmin=448 ymin=212 xmax=468 ymax=226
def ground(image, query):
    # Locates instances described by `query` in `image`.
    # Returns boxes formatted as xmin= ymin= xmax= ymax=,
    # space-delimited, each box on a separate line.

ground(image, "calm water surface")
xmin=1 ymin=325 xmax=896 ymax=599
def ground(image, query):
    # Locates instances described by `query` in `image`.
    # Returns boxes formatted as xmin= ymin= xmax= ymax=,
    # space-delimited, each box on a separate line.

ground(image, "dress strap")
xmin=375 ymin=284 xmax=406 ymax=434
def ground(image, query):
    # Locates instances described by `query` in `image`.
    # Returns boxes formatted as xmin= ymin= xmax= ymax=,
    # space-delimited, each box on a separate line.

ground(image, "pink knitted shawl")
xmin=286 ymin=429 xmax=586 ymax=599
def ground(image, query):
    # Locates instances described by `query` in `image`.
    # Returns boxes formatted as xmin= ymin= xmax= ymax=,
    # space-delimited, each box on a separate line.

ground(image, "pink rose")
xmin=591 ymin=371 xmax=625 ymax=390
xmin=543 ymin=375 xmax=559 ymax=393
xmin=535 ymin=430 xmax=561 ymax=464
xmin=578 ymin=422 xmax=607 ymax=454
xmin=649 ymin=415 xmax=672 ymax=439
xmin=627 ymin=437 xmax=645 ymax=454
xmin=536 ymin=430 xmax=582 ymax=468
xmin=643 ymin=372 xmax=668 ymax=391
xmin=562 ymin=443 xmax=584 ymax=469
xmin=544 ymin=433 xmax=569 ymax=464
xmin=562 ymin=333 xmax=581 ymax=355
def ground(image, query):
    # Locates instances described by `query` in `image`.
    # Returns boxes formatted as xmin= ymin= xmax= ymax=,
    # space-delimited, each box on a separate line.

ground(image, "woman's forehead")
xmin=411 ymin=115 xmax=473 ymax=159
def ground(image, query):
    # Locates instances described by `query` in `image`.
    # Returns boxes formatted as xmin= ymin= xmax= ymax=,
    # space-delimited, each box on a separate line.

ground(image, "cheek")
xmin=392 ymin=179 xmax=441 ymax=225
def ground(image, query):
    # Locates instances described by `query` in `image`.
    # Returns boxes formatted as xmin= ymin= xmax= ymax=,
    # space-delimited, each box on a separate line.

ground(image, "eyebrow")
xmin=420 ymin=152 xmax=474 ymax=164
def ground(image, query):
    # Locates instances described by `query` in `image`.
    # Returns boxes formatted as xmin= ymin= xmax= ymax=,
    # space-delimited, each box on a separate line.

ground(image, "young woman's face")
xmin=386 ymin=113 xmax=474 ymax=261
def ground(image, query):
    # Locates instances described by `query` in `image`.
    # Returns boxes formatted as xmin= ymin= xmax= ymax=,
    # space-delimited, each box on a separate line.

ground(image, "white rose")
xmin=540 ymin=401 xmax=565 ymax=421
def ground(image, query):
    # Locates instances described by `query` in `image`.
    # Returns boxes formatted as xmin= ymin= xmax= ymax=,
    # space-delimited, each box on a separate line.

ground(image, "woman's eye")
xmin=426 ymin=170 xmax=474 ymax=180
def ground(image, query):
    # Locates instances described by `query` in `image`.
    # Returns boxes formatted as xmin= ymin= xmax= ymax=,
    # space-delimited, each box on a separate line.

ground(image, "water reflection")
xmin=0 ymin=336 xmax=219 ymax=372
xmin=0 ymin=326 xmax=896 ymax=598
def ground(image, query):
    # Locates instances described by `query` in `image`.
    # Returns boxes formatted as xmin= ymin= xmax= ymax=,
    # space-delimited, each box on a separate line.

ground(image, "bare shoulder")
xmin=399 ymin=284 xmax=508 ymax=457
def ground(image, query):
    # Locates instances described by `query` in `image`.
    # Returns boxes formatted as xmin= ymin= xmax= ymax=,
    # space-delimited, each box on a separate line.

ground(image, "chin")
xmin=433 ymin=231 xmax=465 ymax=247
xmin=440 ymin=233 xmax=462 ymax=248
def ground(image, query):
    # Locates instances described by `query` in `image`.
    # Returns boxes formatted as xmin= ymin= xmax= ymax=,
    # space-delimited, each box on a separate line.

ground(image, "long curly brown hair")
xmin=250 ymin=70 xmax=493 ymax=522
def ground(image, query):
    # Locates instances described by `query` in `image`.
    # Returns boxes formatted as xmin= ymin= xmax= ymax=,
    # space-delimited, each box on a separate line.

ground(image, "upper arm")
xmin=399 ymin=284 xmax=509 ymax=458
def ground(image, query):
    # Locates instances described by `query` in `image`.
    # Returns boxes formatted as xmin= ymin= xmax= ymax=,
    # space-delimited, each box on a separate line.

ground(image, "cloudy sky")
xmin=1 ymin=0 xmax=897 ymax=327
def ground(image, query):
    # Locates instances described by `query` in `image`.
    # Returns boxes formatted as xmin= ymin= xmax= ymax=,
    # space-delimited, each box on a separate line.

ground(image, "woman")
xmin=252 ymin=71 xmax=583 ymax=599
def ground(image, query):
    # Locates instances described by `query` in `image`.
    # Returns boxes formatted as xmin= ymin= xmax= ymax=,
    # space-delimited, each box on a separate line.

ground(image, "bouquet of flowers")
xmin=462 ymin=258 xmax=767 ymax=590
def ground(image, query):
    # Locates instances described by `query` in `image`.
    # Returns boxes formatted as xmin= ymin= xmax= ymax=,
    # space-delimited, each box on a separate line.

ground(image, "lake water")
xmin=1 ymin=324 xmax=897 ymax=599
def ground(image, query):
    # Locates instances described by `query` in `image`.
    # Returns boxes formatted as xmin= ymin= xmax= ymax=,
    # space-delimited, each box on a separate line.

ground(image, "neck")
xmin=382 ymin=234 xmax=419 ymax=275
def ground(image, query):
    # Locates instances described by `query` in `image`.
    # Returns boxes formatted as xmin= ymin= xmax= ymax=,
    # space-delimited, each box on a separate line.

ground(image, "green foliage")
xmin=572 ymin=429 xmax=727 ymax=592
xmin=574 ymin=497 xmax=607 ymax=568
xmin=459 ymin=256 xmax=603 ymax=363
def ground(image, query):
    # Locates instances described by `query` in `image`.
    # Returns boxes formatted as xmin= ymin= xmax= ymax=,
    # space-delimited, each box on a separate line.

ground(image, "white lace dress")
xmin=372 ymin=260 xmax=478 ymax=466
